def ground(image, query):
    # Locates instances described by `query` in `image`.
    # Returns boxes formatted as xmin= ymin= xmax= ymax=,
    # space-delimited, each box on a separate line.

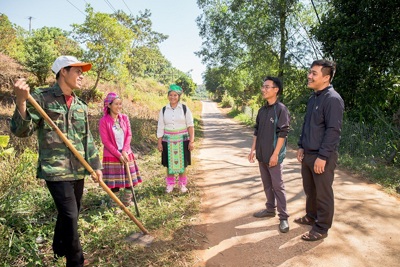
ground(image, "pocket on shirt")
xmin=44 ymin=108 xmax=66 ymax=130
xmin=72 ymin=109 xmax=86 ymax=134
xmin=40 ymin=156 xmax=71 ymax=176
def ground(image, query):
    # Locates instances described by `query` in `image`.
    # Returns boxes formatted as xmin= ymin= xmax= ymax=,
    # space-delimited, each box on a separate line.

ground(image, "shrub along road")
xmin=192 ymin=101 xmax=400 ymax=267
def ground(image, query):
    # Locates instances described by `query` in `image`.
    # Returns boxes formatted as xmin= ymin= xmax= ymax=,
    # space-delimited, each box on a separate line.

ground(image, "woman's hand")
xmin=188 ymin=141 xmax=194 ymax=151
xmin=119 ymin=151 xmax=128 ymax=164
xmin=121 ymin=151 xmax=129 ymax=162
xmin=158 ymin=142 xmax=163 ymax=152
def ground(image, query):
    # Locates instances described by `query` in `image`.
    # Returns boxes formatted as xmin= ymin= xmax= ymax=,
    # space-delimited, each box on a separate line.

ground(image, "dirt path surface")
xmin=192 ymin=101 xmax=400 ymax=267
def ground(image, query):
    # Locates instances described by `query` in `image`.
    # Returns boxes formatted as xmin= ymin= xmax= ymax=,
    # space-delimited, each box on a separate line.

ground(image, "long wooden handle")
xmin=125 ymin=162 xmax=140 ymax=217
xmin=27 ymin=95 xmax=149 ymax=234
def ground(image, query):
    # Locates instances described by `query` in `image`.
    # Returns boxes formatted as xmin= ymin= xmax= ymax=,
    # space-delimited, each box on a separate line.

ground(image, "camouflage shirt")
xmin=10 ymin=83 xmax=102 ymax=181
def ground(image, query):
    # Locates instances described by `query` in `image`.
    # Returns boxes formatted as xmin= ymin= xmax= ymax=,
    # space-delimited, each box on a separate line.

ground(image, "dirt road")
xmin=192 ymin=101 xmax=400 ymax=267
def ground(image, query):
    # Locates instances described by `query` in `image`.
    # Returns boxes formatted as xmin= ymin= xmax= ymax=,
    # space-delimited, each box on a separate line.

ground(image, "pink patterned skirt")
xmin=102 ymin=153 xmax=142 ymax=189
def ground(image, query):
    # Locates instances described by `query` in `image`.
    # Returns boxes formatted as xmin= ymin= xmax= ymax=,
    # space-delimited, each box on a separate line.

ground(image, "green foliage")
xmin=193 ymin=84 xmax=208 ymax=100
xmin=72 ymin=5 xmax=134 ymax=90
xmin=113 ymin=9 xmax=168 ymax=49
xmin=203 ymin=67 xmax=226 ymax=101
xmin=280 ymin=66 xmax=309 ymax=113
xmin=127 ymin=46 xmax=171 ymax=80
xmin=197 ymin=0 xmax=312 ymax=109
xmin=220 ymin=92 xmax=234 ymax=108
xmin=175 ymin=75 xmax=197 ymax=96
xmin=113 ymin=9 xmax=173 ymax=83
xmin=313 ymin=0 xmax=400 ymax=121
xmin=0 ymin=135 xmax=10 ymax=148
xmin=23 ymin=27 xmax=82 ymax=85
xmin=0 ymin=14 xmax=17 ymax=56
xmin=0 ymin=135 xmax=13 ymax=158
xmin=339 ymin=154 xmax=400 ymax=191
xmin=23 ymin=27 xmax=60 ymax=84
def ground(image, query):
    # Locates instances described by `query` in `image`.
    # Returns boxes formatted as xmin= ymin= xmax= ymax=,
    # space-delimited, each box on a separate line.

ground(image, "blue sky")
xmin=0 ymin=0 xmax=206 ymax=84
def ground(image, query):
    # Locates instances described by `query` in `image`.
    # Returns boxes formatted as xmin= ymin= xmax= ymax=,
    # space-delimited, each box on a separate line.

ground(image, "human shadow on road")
xmin=192 ymin=215 xmax=321 ymax=266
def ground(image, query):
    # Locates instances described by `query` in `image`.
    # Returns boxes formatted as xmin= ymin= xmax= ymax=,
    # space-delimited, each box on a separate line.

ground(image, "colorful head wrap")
xmin=168 ymin=84 xmax=183 ymax=95
xmin=103 ymin=92 xmax=119 ymax=115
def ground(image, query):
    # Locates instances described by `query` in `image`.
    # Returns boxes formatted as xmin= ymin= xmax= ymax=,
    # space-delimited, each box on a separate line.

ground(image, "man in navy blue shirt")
xmin=295 ymin=59 xmax=344 ymax=241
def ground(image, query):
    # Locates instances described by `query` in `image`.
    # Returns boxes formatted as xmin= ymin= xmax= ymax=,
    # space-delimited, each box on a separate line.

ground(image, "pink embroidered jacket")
xmin=99 ymin=113 xmax=133 ymax=159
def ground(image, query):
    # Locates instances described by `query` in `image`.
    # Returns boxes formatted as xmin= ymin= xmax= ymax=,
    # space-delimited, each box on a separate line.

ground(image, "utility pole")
xmin=27 ymin=16 xmax=34 ymax=33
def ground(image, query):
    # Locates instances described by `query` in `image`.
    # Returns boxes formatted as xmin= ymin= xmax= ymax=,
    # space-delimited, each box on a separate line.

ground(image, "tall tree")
xmin=113 ymin=9 xmax=168 ymax=49
xmin=72 ymin=6 xmax=133 ymax=90
xmin=175 ymin=75 xmax=197 ymax=96
xmin=0 ymin=14 xmax=26 ymax=61
xmin=203 ymin=67 xmax=227 ymax=101
xmin=0 ymin=14 xmax=17 ymax=56
xmin=196 ymin=0 xmax=300 ymax=106
xmin=113 ymin=10 xmax=170 ymax=81
xmin=24 ymin=27 xmax=80 ymax=85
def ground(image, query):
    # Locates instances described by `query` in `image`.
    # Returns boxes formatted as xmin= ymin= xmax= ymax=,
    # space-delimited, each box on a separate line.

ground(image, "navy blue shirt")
xmin=298 ymin=85 xmax=344 ymax=160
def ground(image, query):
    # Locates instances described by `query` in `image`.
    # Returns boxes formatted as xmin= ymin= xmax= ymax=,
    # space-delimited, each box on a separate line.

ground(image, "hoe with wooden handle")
xmin=27 ymin=95 xmax=149 ymax=235
xmin=125 ymin=162 xmax=140 ymax=217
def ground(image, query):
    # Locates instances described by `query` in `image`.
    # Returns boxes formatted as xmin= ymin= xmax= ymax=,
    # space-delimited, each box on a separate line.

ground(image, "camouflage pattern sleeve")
xmin=10 ymin=91 xmax=44 ymax=138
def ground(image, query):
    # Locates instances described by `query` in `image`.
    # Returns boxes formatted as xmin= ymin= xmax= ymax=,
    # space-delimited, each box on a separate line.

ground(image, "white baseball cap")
xmin=51 ymin=56 xmax=92 ymax=74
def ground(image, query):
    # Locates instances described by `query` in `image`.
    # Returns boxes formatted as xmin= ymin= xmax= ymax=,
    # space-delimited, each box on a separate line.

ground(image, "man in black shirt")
xmin=295 ymin=59 xmax=344 ymax=241
xmin=249 ymin=76 xmax=290 ymax=233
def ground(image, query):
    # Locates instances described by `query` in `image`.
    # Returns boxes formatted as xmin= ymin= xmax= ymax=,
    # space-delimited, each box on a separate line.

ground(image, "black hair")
xmin=263 ymin=76 xmax=283 ymax=96
xmin=55 ymin=66 xmax=72 ymax=80
xmin=311 ymin=59 xmax=336 ymax=82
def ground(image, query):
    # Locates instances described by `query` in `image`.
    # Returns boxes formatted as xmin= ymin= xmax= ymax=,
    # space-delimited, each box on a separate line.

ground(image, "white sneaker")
xmin=180 ymin=185 xmax=188 ymax=193
xmin=166 ymin=184 xmax=174 ymax=193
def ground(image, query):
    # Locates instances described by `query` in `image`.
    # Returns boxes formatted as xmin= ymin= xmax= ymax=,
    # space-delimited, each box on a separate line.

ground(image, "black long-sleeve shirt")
xmin=298 ymin=85 xmax=344 ymax=160
xmin=254 ymin=101 xmax=290 ymax=164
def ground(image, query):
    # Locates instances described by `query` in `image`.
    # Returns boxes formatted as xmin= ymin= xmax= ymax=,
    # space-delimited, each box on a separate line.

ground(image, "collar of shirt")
xmin=166 ymin=102 xmax=183 ymax=110
xmin=314 ymin=85 xmax=332 ymax=96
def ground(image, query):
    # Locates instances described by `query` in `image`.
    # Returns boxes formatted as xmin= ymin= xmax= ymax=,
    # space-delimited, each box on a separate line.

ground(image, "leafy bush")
xmin=220 ymin=92 xmax=234 ymax=108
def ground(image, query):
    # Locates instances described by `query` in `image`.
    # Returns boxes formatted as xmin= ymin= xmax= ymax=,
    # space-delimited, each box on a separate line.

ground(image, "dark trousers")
xmin=301 ymin=152 xmax=338 ymax=234
xmin=46 ymin=179 xmax=85 ymax=267
xmin=259 ymin=162 xmax=289 ymax=220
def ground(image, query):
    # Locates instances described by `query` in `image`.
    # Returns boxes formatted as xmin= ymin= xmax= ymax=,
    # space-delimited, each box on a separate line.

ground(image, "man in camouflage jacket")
xmin=11 ymin=56 xmax=102 ymax=267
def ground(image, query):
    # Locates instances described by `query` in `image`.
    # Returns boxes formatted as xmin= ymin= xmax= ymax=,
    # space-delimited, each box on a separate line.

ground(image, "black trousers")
xmin=301 ymin=152 xmax=338 ymax=234
xmin=46 ymin=179 xmax=85 ymax=267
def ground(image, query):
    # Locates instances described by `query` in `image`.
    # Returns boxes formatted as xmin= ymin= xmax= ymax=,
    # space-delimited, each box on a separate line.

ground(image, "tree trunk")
xmin=278 ymin=3 xmax=288 ymax=83
xmin=92 ymin=71 xmax=101 ymax=91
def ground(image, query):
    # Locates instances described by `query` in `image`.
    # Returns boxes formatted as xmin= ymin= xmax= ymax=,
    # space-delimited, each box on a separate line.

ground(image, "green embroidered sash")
xmin=163 ymin=128 xmax=189 ymax=174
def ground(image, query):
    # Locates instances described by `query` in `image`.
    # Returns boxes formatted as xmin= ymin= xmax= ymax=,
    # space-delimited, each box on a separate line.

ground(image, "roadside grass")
xmin=0 ymin=79 xmax=204 ymax=267
xmin=226 ymin=106 xmax=400 ymax=195
xmin=338 ymin=154 xmax=400 ymax=191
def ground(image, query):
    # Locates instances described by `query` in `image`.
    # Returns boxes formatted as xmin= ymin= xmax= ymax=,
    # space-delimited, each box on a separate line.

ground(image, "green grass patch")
xmin=227 ymin=108 xmax=254 ymax=127
xmin=339 ymin=154 xmax=400 ymax=193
